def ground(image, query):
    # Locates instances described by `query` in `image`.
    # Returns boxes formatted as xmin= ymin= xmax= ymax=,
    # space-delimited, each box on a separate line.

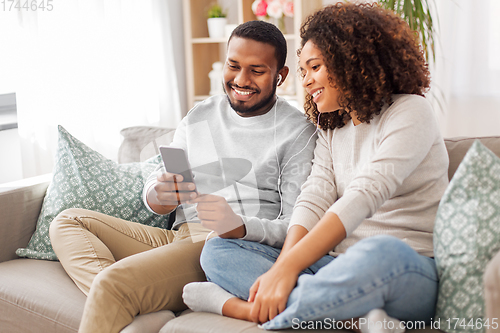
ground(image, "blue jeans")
xmin=200 ymin=235 xmax=438 ymax=330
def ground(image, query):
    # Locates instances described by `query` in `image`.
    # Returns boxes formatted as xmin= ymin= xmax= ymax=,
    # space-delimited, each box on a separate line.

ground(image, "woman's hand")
xmin=245 ymin=214 xmax=347 ymax=324
xmin=248 ymin=261 xmax=300 ymax=324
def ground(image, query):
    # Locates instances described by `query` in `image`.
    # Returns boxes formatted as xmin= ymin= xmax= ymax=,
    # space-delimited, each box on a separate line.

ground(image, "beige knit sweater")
xmin=289 ymin=94 xmax=449 ymax=257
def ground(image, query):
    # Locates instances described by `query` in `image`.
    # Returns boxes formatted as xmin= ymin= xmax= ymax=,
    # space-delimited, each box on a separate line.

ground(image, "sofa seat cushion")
xmin=0 ymin=259 xmax=85 ymax=333
xmin=0 ymin=259 xmax=178 ymax=333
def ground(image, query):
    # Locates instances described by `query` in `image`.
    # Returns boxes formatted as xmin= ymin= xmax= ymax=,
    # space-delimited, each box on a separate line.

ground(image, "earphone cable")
xmin=274 ymin=104 xmax=321 ymax=220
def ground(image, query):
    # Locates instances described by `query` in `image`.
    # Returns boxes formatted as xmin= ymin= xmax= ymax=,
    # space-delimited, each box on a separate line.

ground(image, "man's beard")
xmin=225 ymin=80 xmax=278 ymax=114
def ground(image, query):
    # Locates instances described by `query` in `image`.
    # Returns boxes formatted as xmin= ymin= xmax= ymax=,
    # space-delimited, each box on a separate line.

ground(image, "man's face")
xmin=223 ymin=37 xmax=279 ymax=117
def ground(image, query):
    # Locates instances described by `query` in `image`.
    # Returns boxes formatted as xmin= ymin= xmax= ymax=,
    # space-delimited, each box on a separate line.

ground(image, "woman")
xmin=183 ymin=3 xmax=449 ymax=332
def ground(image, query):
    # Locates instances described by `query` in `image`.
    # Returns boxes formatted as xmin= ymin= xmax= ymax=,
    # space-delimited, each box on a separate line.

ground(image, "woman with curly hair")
xmin=183 ymin=3 xmax=449 ymax=332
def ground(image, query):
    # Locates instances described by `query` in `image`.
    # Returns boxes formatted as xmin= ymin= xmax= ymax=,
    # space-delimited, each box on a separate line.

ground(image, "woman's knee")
xmin=345 ymin=235 xmax=425 ymax=273
xmin=200 ymin=237 xmax=238 ymax=277
xmin=352 ymin=235 xmax=414 ymax=257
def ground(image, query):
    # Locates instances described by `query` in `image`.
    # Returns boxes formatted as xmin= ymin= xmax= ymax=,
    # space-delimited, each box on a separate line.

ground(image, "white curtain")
xmin=0 ymin=0 xmax=184 ymax=178
xmin=433 ymin=0 xmax=500 ymax=138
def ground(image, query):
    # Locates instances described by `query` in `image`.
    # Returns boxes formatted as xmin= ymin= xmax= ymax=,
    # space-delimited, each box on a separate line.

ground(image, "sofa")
xmin=1 ymin=126 xmax=500 ymax=333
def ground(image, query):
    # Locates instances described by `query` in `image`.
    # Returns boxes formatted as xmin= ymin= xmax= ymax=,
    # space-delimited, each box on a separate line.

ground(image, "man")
xmin=49 ymin=20 xmax=317 ymax=333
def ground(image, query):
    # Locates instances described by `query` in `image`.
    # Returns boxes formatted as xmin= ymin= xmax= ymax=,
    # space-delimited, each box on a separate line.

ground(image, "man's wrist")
xmin=146 ymin=184 xmax=177 ymax=215
xmin=149 ymin=202 xmax=177 ymax=215
xmin=219 ymin=219 xmax=246 ymax=239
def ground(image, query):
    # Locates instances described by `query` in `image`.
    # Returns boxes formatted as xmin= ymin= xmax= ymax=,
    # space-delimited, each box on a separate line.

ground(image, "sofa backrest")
xmin=119 ymin=126 xmax=176 ymax=164
xmin=445 ymin=136 xmax=500 ymax=180
xmin=119 ymin=126 xmax=500 ymax=181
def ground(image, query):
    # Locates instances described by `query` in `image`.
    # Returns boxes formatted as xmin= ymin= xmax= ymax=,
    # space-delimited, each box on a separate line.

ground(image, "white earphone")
xmin=277 ymin=74 xmax=283 ymax=85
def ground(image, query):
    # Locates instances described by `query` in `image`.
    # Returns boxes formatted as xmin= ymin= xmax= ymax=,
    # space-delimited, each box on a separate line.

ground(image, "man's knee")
xmin=90 ymin=263 xmax=133 ymax=300
xmin=49 ymin=208 xmax=87 ymax=241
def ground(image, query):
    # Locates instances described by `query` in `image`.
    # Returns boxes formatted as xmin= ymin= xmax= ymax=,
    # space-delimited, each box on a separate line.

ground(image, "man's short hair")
xmin=229 ymin=20 xmax=287 ymax=71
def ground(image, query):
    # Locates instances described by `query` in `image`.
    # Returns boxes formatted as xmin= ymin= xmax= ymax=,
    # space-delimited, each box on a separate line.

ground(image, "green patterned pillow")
xmin=16 ymin=126 xmax=167 ymax=260
xmin=434 ymin=140 xmax=500 ymax=333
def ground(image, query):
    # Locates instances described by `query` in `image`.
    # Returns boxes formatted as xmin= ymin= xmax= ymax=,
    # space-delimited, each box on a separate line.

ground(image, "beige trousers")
xmin=49 ymin=208 xmax=211 ymax=333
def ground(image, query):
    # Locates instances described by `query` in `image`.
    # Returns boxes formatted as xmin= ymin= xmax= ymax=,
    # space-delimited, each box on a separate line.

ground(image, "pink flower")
xmin=252 ymin=0 xmax=268 ymax=17
xmin=266 ymin=0 xmax=283 ymax=19
xmin=283 ymin=0 xmax=294 ymax=17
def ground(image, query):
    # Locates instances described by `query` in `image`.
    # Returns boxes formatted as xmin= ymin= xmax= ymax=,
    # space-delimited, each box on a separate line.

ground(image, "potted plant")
xmin=207 ymin=3 xmax=227 ymax=39
xmin=378 ymin=0 xmax=443 ymax=111
xmin=378 ymin=0 xmax=437 ymax=64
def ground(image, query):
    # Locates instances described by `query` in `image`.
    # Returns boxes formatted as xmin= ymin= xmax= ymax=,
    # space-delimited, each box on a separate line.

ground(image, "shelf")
xmin=192 ymin=37 xmax=229 ymax=44
xmin=183 ymin=0 xmax=324 ymax=112
xmin=194 ymin=95 xmax=211 ymax=101
xmin=192 ymin=34 xmax=296 ymax=44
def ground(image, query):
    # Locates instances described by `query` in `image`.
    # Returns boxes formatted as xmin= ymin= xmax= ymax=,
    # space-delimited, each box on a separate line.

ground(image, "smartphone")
xmin=159 ymin=146 xmax=196 ymax=187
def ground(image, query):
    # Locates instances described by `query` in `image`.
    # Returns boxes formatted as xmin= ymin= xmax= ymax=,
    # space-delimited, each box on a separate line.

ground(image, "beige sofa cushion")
xmin=0 ymin=259 xmax=177 ymax=333
xmin=0 ymin=259 xmax=85 ymax=333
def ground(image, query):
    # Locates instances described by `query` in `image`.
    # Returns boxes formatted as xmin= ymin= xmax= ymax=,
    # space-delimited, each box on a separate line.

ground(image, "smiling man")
xmin=224 ymin=34 xmax=288 ymax=117
xmin=49 ymin=20 xmax=317 ymax=333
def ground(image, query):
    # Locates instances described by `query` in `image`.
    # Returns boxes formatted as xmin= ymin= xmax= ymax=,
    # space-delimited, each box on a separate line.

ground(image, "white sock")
xmin=182 ymin=282 xmax=236 ymax=315
xmin=359 ymin=309 xmax=405 ymax=333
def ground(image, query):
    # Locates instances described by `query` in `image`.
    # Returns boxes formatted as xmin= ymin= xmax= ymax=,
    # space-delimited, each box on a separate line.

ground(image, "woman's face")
xmin=299 ymin=41 xmax=341 ymax=113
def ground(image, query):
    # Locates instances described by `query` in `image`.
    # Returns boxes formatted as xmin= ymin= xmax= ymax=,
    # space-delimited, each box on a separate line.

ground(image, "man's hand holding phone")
xmin=147 ymin=146 xmax=199 ymax=215
xmin=146 ymin=171 xmax=199 ymax=215
xmin=150 ymin=146 xmax=246 ymax=238
xmin=156 ymin=172 xmax=198 ymax=205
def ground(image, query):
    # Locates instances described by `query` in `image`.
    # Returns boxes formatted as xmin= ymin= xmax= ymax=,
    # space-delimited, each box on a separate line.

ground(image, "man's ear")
xmin=277 ymin=66 xmax=290 ymax=86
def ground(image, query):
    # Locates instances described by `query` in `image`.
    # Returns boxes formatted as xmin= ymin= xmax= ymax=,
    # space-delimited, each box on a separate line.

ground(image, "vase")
xmin=207 ymin=18 xmax=227 ymax=39
xmin=256 ymin=16 xmax=286 ymax=34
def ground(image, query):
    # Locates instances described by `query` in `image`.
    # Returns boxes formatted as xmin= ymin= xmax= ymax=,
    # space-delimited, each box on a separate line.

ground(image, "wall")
xmin=0 ymin=128 xmax=23 ymax=183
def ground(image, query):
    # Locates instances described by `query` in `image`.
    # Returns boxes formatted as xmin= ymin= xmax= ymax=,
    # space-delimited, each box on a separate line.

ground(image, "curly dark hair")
xmin=299 ymin=3 xmax=431 ymax=130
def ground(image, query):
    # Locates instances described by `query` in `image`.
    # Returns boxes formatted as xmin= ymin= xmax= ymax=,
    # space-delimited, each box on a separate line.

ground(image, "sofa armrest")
xmin=119 ymin=126 xmax=176 ymax=163
xmin=484 ymin=250 xmax=500 ymax=333
xmin=0 ymin=174 xmax=51 ymax=263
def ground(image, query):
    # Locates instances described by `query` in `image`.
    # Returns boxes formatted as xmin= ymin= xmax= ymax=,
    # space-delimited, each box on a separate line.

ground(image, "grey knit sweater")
xmin=144 ymin=95 xmax=317 ymax=248
xmin=289 ymin=94 xmax=449 ymax=257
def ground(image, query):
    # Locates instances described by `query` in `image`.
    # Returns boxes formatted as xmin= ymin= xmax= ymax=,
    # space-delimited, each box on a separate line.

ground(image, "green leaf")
xmin=378 ymin=0 xmax=437 ymax=64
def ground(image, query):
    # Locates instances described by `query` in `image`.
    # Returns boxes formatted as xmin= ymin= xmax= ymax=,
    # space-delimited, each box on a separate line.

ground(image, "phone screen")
xmin=159 ymin=146 xmax=196 ymax=184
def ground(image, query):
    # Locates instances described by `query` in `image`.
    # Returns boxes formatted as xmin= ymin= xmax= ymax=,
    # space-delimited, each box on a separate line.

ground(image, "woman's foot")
xmin=359 ymin=309 xmax=405 ymax=333
xmin=182 ymin=281 xmax=255 ymax=322
xmin=182 ymin=282 xmax=235 ymax=315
